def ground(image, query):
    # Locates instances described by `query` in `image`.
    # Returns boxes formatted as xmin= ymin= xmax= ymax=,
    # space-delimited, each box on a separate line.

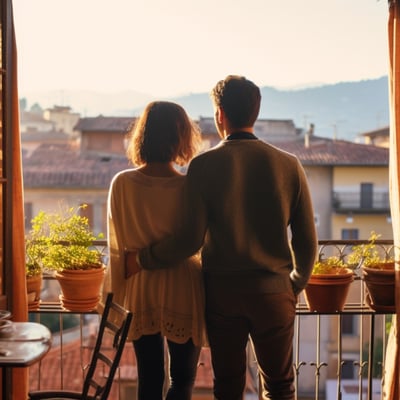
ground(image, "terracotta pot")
xmin=55 ymin=266 xmax=105 ymax=312
xmin=362 ymin=264 xmax=395 ymax=312
xmin=26 ymin=274 xmax=43 ymax=311
xmin=304 ymin=268 xmax=354 ymax=313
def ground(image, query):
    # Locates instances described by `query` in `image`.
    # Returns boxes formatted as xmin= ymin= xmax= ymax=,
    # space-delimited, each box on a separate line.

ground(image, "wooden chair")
xmin=29 ymin=292 xmax=133 ymax=400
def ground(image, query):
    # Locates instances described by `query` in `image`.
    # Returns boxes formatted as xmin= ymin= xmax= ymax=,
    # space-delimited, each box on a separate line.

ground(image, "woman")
xmin=104 ymin=101 xmax=206 ymax=400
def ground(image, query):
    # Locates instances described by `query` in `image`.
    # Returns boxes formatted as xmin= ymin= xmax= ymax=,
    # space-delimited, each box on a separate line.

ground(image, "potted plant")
xmin=29 ymin=205 xmax=105 ymax=312
xmin=304 ymin=256 xmax=354 ymax=313
xmin=347 ymin=231 xmax=394 ymax=268
xmin=349 ymin=231 xmax=396 ymax=312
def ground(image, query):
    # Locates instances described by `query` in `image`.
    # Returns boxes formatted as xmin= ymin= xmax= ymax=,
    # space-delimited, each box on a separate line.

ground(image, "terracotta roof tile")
xmin=359 ymin=125 xmax=389 ymax=138
xmin=29 ymin=334 xmax=262 ymax=398
xmin=22 ymin=129 xmax=70 ymax=142
xmin=74 ymin=116 xmax=135 ymax=133
xmin=29 ymin=331 xmax=214 ymax=398
xmin=23 ymin=136 xmax=388 ymax=191
xmin=276 ymin=137 xmax=388 ymax=166
xmin=23 ymin=143 xmax=130 ymax=188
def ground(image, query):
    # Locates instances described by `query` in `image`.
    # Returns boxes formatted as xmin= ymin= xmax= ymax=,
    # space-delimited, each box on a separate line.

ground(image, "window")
xmin=341 ymin=229 xmax=359 ymax=240
xmin=341 ymin=358 xmax=357 ymax=379
xmin=24 ymin=202 xmax=32 ymax=230
xmin=342 ymin=314 xmax=357 ymax=335
xmin=360 ymin=182 xmax=373 ymax=209
xmin=101 ymin=202 xmax=107 ymax=234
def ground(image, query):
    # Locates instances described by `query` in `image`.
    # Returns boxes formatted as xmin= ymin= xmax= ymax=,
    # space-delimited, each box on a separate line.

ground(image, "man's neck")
xmin=226 ymin=131 xmax=258 ymax=141
xmin=223 ymin=127 xmax=253 ymax=138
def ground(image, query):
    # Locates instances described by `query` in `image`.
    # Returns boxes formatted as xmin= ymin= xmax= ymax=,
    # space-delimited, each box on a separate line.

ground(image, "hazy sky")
xmin=13 ymin=0 xmax=390 ymax=98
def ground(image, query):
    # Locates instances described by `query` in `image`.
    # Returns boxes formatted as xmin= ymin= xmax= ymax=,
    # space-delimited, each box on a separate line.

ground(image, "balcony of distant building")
xmin=332 ymin=185 xmax=390 ymax=214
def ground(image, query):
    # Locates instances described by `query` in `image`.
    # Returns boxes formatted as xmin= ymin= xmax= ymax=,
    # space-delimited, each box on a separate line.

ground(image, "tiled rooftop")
xmin=74 ymin=116 xmax=135 ymax=133
xmin=28 ymin=328 xmax=214 ymax=397
xmin=359 ymin=125 xmax=389 ymax=138
xmin=278 ymin=137 xmax=389 ymax=166
xmin=21 ymin=129 xmax=71 ymax=142
xmin=22 ymin=135 xmax=389 ymax=190
xmin=28 ymin=322 xmax=258 ymax=398
xmin=23 ymin=143 xmax=130 ymax=188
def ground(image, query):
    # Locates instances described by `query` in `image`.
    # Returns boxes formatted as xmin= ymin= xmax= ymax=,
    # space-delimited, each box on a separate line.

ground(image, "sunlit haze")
xmin=14 ymin=0 xmax=389 ymax=98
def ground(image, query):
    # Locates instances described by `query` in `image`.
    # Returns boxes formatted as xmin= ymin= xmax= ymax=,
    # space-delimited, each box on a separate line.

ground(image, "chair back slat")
xmin=82 ymin=292 xmax=133 ymax=400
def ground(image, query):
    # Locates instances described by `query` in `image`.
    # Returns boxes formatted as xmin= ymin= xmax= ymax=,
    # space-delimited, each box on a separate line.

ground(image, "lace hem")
xmin=128 ymin=306 xmax=205 ymax=346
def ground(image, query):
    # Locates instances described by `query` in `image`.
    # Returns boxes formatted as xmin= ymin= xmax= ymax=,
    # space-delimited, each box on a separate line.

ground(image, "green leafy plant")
xmin=28 ymin=205 xmax=104 ymax=272
xmin=25 ymin=236 xmax=45 ymax=277
xmin=348 ymin=231 xmax=395 ymax=269
xmin=312 ymin=256 xmax=347 ymax=275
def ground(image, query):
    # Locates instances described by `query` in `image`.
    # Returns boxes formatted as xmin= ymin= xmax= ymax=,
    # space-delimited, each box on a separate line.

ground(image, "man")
xmin=136 ymin=75 xmax=317 ymax=400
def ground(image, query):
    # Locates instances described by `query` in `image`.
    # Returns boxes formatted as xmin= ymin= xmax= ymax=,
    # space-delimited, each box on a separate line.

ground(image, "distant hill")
xmin=170 ymin=76 xmax=390 ymax=141
xmin=20 ymin=76 xmax=389 ymax=141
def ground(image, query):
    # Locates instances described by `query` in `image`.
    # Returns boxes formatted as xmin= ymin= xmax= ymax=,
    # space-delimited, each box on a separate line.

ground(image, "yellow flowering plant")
xmin=27 ymin=205 xmax=104 ymax=273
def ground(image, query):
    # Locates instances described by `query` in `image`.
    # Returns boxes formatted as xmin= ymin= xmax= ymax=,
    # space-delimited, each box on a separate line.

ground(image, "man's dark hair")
xmin=210 ymin=75 xmax=261 ymax=128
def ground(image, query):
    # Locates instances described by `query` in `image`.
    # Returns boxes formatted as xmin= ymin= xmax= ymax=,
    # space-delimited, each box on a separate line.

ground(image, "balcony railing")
xmin=27 ymin=240 xmax=396 ymax=400
xmin=332 ymin=191 xmax=390 ymax=213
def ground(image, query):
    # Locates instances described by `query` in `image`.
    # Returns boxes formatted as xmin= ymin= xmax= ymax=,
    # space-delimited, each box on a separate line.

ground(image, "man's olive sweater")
xmin=139 ymin=138 xmax=317 ymax=294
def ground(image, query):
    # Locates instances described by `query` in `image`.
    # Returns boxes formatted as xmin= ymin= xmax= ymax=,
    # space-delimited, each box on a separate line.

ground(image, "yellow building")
xmin=272 ymin=137 xmax=389 ymax=241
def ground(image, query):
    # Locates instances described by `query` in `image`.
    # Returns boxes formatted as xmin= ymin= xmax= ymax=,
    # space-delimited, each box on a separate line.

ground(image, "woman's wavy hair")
xmin=126 ymin=101 xmax=202 ymax=166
